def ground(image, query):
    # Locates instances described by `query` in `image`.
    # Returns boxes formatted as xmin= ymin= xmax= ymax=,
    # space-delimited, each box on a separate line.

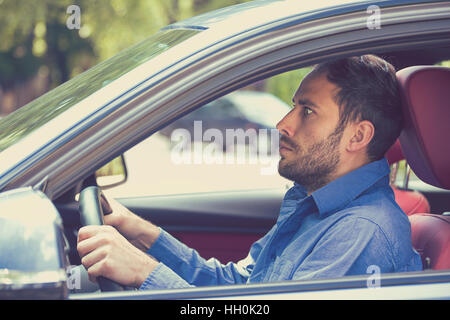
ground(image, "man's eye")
xmin=303 ymin=107 xmax=313 ymax=116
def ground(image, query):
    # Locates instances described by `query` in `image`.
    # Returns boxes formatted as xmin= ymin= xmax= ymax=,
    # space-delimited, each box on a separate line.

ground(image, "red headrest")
xmin=397 ymin=66 xmax=450 ymax=190
xmin=385 ymin=139 xmax=404 ymax=166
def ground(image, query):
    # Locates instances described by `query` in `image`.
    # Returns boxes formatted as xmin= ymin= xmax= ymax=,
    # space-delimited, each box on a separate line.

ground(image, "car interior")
xmin=53 ymin=44 xmax=450 ymax=293
xmin=386 ymin=139 xmax=431 ymax=216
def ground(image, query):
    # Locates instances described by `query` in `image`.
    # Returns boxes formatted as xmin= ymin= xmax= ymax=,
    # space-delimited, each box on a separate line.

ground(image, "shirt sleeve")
xmin=291 ymin=216 xmax=396 ymax=281
xmin=139 ymin=262 xmax=193 ymax=290
xmin=139 ymin=227 xmax=271 ymax=290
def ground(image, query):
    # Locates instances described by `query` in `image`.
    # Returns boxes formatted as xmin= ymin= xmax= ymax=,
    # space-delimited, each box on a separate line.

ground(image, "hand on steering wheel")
xmin=77 ymin=187 xmax=158 ymax=292
xmin=78 ymin=186 xmax=125 ymax=292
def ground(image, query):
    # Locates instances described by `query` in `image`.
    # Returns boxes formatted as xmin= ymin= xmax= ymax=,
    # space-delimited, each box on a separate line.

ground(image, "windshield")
xmin=0 ymin=28 xmax=200 ymax=153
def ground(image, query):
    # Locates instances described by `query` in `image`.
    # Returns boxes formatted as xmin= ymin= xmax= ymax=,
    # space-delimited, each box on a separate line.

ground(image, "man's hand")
xmin=102 ymin=194 xmax=161 ymax=252
xmin=77 ymin=225 xmax=158 ymax=288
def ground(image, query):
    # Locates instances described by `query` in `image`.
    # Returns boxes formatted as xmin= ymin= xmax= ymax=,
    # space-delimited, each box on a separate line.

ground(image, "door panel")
xmin=169 ymin=231 xmax=264 ymax=263
xmin=117 ymin=188 xmax=284 ymax=263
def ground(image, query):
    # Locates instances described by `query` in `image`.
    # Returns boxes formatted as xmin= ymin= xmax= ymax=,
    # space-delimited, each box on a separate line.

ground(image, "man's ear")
xmin=346 ymin=120 xmax=375 ymax=153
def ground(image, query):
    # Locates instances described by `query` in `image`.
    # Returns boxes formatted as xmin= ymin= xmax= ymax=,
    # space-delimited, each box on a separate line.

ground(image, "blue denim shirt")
xmin=139 ymin=158 xmax=422 ymax=290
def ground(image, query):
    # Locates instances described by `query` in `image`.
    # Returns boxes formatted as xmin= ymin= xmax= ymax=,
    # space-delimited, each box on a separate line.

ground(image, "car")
xmin=157 ymin=90 xmax=291 ymax=158
xmin=0 ymin=0 xmax=449 ymax=301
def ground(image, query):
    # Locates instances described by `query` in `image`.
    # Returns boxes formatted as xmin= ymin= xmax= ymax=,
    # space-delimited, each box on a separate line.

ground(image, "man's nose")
xmin=276 ymin=112 xmax=294 ymax=137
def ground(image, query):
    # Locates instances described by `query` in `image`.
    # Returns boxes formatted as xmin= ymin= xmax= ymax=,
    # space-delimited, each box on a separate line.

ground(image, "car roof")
xmin=164 ymin=0 xmax=444 ymax=31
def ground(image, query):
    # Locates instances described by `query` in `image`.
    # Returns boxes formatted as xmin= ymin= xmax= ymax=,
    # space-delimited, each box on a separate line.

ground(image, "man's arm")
xmin=78 ymin=196 xmax=270 ymax=289
xmin=141 ymin=227 xmax=271 ymax=289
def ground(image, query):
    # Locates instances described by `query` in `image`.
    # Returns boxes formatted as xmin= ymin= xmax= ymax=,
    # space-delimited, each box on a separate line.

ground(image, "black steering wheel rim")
xmin=78 ymin=186 xmax=125 ymax=292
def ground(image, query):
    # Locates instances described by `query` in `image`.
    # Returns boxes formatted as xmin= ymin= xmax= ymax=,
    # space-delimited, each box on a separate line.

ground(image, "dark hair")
xmin=312 ymin=55 xmax=403 ymax=162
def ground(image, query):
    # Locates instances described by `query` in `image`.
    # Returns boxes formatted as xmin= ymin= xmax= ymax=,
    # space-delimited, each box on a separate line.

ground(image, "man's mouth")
xmin=279 ymin=137 xmax=295 ymax=154
xmin=279 ymin=145 xmax=291 ymax=153
xmin=279 ymin=143 xmax=295 ymax=158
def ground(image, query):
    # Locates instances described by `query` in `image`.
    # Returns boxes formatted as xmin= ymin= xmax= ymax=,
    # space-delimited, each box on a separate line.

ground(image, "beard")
xmin=278 ymin=125 xmax=344 ymax=193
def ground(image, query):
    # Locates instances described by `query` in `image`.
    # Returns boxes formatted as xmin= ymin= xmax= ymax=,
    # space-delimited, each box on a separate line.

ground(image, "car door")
xmin=117 ymin=189 xmax=283 ymax=263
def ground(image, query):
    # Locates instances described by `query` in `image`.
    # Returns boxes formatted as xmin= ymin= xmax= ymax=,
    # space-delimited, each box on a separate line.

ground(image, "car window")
xmin=104 ymin=68 xmax=312 ymax=198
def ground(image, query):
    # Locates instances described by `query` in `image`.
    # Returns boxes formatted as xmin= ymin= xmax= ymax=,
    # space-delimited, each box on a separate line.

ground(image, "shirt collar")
xmin=311 ymin=158 xmax=390 ymax=217
xmin=283 ymin=182 xmax=308 ymax=201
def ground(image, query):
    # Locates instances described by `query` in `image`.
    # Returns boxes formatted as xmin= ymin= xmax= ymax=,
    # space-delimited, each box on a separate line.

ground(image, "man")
xmin=77 ymin=55 xmax=423 ymax=290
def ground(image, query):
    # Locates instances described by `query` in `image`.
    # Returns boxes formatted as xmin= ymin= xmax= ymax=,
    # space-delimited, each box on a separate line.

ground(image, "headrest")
xmin=385 ymin=139 xmax=404 ymax=166
xmin=397 ymin=66 xmax=450 ymax=190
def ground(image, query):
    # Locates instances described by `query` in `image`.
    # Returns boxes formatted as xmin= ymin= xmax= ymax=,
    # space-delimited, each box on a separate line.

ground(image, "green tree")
xmin=0 ymin=0 xmax=252 ymax=89
xmin=266 ymin=67 xmax=313 ymax=106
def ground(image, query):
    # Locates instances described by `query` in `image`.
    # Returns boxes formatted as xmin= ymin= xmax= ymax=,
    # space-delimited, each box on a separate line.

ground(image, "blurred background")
xmin=0 ymin=0 xmax=305 ymax=116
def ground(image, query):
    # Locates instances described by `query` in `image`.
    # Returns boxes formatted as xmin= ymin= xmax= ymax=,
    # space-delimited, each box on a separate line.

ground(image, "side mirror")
xmin=95 ymin=155 xmax=128 ymax=189
xmin=0 ymin=188 xmax=69 ymax=299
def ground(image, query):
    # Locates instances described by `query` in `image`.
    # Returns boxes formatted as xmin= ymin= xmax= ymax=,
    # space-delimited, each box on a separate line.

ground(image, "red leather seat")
xmin=397 ymin=65 xmax=450 ymax=269
xmin=392 ymin=188 xmax=430 ymax=216
xmin=385 ymin=139 xmax=430 ymax=215
xmin=408 ymin=213 xmax=450 ymax=269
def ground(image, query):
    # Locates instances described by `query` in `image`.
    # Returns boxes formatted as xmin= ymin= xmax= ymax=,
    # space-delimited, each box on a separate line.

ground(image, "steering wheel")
xmin=78 ymin=186 xmax=125 ymax=292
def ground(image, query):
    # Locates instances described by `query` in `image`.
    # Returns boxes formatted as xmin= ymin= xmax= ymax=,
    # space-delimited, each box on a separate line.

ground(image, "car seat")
xmin=385 ymin=139 xmax=430 ymax=215
xmin=396 ymin=65 xmax=450 ymax=270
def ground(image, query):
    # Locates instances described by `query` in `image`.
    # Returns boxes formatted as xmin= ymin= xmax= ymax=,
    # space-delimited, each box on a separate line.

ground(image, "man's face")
xmin=276 ymin=71 xmax=345 ymax=193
